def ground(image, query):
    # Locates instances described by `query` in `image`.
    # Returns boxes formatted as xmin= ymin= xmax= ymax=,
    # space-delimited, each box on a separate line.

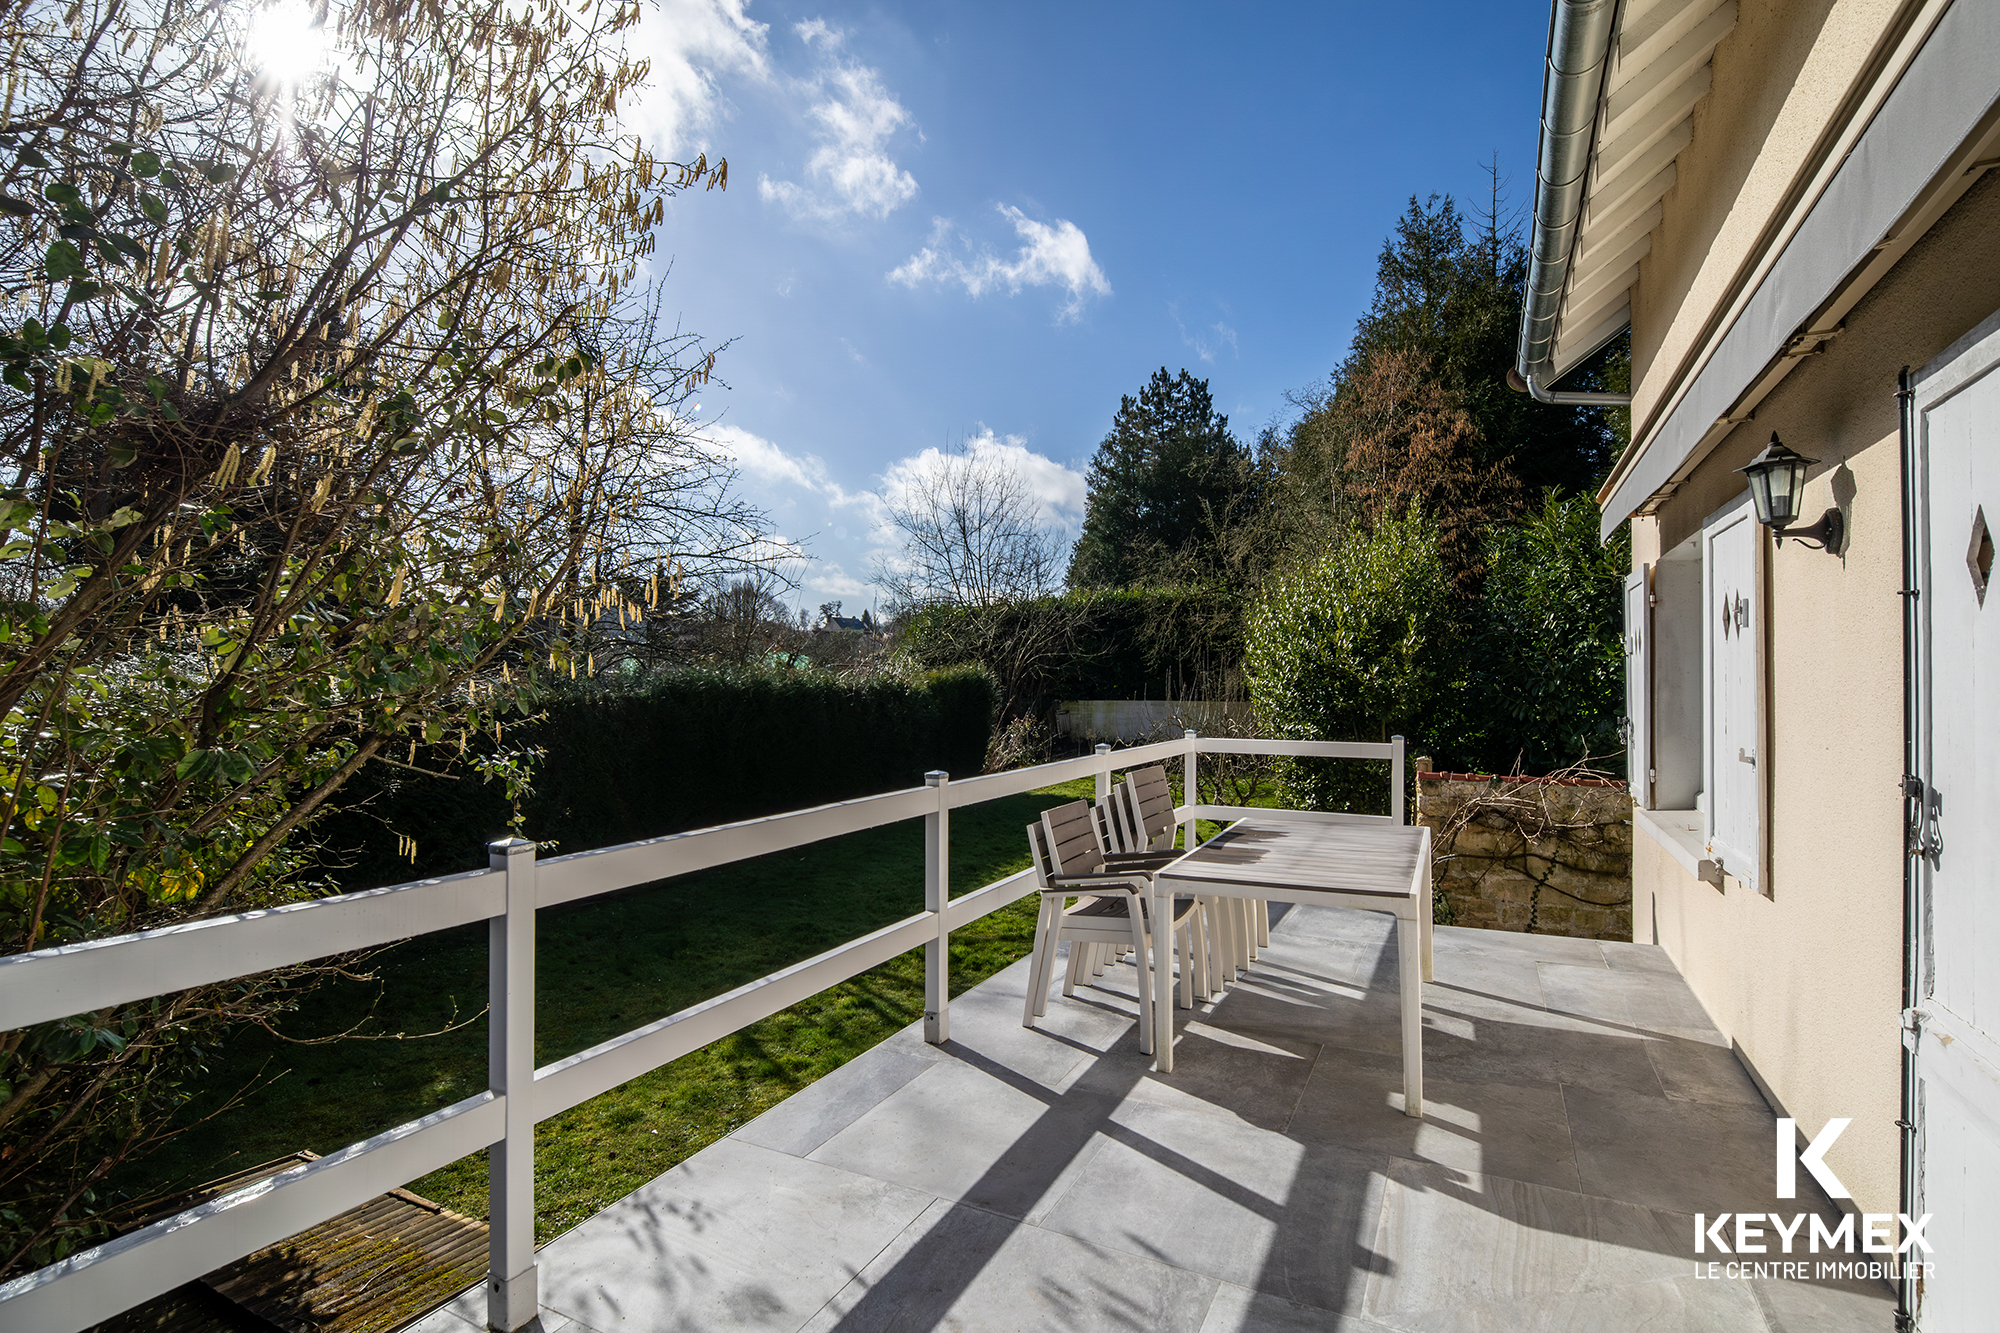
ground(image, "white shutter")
xmin=1702 ymin=502 xmax=1760 ymax=888
xmin=1623 ymin=566 xmax=1652 ymax=809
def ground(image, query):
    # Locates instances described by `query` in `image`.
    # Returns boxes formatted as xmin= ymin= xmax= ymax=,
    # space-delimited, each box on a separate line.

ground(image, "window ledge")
xmin=1634 ymin=808 xmax=1726 ymax=889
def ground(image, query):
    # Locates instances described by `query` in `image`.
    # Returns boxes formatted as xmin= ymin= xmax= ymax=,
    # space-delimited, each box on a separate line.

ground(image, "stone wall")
xmin=1415 ymin=767 xmax=1633 ymax=941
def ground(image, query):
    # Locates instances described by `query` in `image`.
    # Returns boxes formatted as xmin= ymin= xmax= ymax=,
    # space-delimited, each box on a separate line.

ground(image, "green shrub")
xmin=1457 ymin=492 xmax=1630 ymax=776
xmin=1243 ymin=495 xmax=1629 ymax=804
xmin=1244 ymin=509 xmax=1461 ymax=812
xmin=326 ymin=666 xmax=997 ymax=885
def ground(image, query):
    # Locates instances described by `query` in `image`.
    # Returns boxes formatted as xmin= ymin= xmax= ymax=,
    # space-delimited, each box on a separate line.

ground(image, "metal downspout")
xmin=1513 ymin=0 xmax=1633 ymax=407
xmin=1507 ymin=364 xmax=1633 ymax=406
xmin=1896 ymin=365 xmax=1922 ymax=1332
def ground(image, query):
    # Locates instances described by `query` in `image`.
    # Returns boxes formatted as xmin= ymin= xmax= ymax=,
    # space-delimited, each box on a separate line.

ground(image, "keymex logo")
xmin=1691 ymin=1117 xmax=1933 ymax=1284
xmin=1777 ymin=1116 xmax=1850 ymax=1199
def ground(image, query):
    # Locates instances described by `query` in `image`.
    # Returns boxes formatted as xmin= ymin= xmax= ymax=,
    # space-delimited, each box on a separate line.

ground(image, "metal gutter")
xmin=1516 ymin=0 xmax=1632 ymax=404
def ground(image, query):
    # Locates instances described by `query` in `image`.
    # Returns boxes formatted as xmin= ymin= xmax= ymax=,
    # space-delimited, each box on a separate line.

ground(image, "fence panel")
xmin=535 ymin=786 xmax=938 ymax=908
xmin=0 ymin=1093 xmax=504 ymax=1332
xmin=0 ymin=868 xmax=504 ymax=1030
xmin=532 ymin=910 xmax=939 ymax=1121
xmin=0 ymin=734 xmax=1377 ymax=1333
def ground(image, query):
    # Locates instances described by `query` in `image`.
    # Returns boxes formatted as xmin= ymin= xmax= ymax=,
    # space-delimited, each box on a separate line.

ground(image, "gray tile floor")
xmin=407 ymin=907 xmax=1894 ymax=1333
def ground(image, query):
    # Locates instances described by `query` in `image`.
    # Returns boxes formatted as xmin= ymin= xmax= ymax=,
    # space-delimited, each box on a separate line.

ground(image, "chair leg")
xmin=1192 ymin=900 xmax=1211 ymax=1001
xmin=1257 ymin=899 xmax=1271 ymax=949
xmin=1208 ymin=897 xmax=1228 ymax=994
xmin=1025 ymin=897 xmax=1059 ymax=1025
xmin=1062 ymin=937 xmax=1084 ymax=998
xmin=1209 ymin=896 xmax=1229 ymax=987
xmin=1022 ymin=897 xmax=1048 ymax=1028
xmin=1177 ymin=921 xmax=1194 ymax=1009
xmin=1042 ymin=917 xmax=1068 ymax=1018
xmin=1220 ymin=897 xmax=1241 ymax=983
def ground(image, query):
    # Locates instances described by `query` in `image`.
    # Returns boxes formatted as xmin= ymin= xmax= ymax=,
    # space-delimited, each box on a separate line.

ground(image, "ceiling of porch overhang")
xmin=1548 ymin=0 xmax=1738 ymax=380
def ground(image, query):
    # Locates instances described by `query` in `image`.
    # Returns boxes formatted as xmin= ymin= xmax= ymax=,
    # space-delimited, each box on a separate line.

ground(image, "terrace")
xmin=0 ymin=739 xmax=1891 ymax=1333
xmin=409 ymin=914 xmax=1890 ymax=1333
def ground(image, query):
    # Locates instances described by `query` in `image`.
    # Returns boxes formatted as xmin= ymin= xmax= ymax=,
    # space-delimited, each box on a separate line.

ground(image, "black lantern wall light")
xmin=1736 ymin=432 xmax=1843 ymax=552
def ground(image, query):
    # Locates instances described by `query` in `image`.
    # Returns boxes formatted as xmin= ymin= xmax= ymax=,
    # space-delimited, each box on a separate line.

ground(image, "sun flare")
xmin=243 ymin=1 xmax=336 ymax=87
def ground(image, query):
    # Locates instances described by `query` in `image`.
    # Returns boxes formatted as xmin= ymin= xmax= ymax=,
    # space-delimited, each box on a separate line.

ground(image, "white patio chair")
xmin=1116 ymin=765 xmax=1257 ymax=990
xmin=1051 ymin=792 xmax=1193 ymax=981
xmin=1021 ymin=801 xmax=1198 ymax=1050
xmin=1086 ymin=786 xmax=1188 ymax=977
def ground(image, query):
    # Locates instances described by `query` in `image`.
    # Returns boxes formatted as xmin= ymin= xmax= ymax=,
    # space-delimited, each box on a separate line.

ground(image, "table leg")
xmin=1421 ymin=882 xmax=1434 ymax=983
xmin=1398 ymin=910 xmax=1423 ymax=1117
xmin=1420 ymin=841 xmax=1435 ymax=982
xmin=1153 ymin=880 xmax=1175 ymax=1072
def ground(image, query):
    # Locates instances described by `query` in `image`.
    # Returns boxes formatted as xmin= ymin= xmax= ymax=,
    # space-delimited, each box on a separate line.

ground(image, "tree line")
xmin=901 ymin=189 xmax=1632 ymax=791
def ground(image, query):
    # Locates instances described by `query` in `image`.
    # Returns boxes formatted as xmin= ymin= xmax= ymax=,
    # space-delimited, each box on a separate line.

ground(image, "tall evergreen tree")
xmin=1068 ymin=368 xmax=1261 ymax=589
xmin=1272 ymin=191 xmax=1620 ymax=565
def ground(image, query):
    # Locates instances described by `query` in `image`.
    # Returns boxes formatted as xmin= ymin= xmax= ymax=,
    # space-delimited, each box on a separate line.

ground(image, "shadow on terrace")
xmin=409 ymin=904 xmax=1893 ymax=1333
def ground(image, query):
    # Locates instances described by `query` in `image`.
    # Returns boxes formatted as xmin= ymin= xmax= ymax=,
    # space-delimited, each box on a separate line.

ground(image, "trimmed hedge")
xmin=903 ymin=588 xmax=1244 ymax=718
xmin=324 ymin=667 xmax=997 ymax=886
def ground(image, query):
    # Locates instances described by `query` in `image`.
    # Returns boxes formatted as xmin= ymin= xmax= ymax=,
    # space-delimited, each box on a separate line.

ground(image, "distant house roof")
xmin=826 ymin=616 xmax=869 ymax=633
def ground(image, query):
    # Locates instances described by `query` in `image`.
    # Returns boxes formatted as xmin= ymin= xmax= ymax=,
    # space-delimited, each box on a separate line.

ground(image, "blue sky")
xmin=628 ymin=1 xmax=1550 ymax=611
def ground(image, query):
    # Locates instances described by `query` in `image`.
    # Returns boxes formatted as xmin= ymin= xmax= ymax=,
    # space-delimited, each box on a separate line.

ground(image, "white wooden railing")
xmin=0 ymin=731 xmax=1402 ymax=1333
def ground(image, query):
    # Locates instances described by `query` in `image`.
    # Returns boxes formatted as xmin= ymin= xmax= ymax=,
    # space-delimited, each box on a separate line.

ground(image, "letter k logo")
xmin=1777 ymin=1117 xmax=1852 ymax=1199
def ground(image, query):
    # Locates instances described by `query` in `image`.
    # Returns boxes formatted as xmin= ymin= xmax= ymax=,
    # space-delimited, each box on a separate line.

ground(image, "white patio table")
xmin=1148 ymin=814 xmax=1434 ymax=1113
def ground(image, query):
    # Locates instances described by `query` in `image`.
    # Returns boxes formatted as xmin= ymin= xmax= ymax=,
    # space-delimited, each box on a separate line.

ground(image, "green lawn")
xmin=119 ymin=779 xmax=1097 ymax=1242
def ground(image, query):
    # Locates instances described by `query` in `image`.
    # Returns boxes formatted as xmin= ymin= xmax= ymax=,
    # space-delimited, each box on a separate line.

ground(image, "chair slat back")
xmin=1040 ymin=800 xmax=1107 ymax=878
xmin=1097 ymin=782 xmax=1143 ymax=854
xmin=1091 ymin=799 xmax=1125 ymax=857
xmin=1026 ymin=818 xmax=1058 ymax=888
xmin=1120 ymin=766 xmax=1178 ymax=851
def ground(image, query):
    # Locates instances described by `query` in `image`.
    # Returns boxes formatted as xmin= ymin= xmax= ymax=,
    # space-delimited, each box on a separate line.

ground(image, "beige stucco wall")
xmin=1631 ymin=0 xmax=1907 ymax=436
xmin=1631 ymin=168 xmax=2000 ymax=1220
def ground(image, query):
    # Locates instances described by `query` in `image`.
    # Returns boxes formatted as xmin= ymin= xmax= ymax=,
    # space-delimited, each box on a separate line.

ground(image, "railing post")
xmin=1183 ymin=729 xmax=1199 ymax=850
xmin=1094 ymin=742 xmax=1113 ymax=802
xmin=1390 ymin=734 xmax=1407 ymax=824
xmin=486 ymin=837 xmax=538 ymax=1332
xmin=924 ymin=771 xmax=950 ymax=1045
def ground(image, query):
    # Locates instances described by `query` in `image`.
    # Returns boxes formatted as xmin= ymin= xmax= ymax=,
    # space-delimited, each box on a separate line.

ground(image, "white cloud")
xmin=759 ymin=45 xmax=918 ymax=222
xmin=704 ymin=422 xmax=891 ymax=534
xmin=704 ymin=423 xmax=828 ymax=493
xmin=623 ymin=0 xmax=771 ymax=159
xmin=1172 ymin=303 xmax=1241 ymax=363
xmin=709 ymin=422 xmax=1082 ymax=553
xmin=809 ymin=563 xmax=875 ymax=599
xmin=878 ymin=430 xmax=1086 ymax=532
xmin=889 ymin=206 xmax=1111 ymax=321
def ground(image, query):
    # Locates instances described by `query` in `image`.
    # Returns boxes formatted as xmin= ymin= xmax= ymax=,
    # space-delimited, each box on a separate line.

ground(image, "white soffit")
xmin=1549 ymin=0 xmax=1737 ymax=377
